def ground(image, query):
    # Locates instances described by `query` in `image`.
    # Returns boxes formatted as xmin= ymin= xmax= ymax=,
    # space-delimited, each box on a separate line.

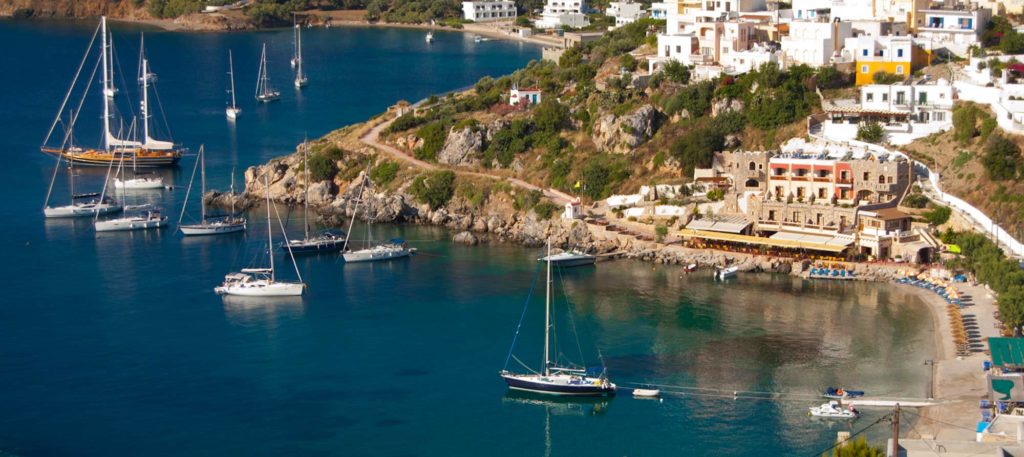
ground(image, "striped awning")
xmin=679 ymin=229 xmax=851 ymax=253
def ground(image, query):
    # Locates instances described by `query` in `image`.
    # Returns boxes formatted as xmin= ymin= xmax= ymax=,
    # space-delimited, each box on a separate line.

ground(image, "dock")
xmin=847 ymin=398 xmax=940 ymax=408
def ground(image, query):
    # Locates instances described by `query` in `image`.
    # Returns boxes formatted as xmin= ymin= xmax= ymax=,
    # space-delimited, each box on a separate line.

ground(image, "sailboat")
xmin=226 ymin=50 xmax=241 ymax=120
xmin=425 ymin=31 xmax=434 ymax=43
xmin=215 ymin=173 xmax=306 ymax=297
xmin=293 ymin=24 xmax=308 ymax=89
xmin=114 ymin=117 xmax=164 ymax=190
xmin=43 ymin=108 xmax=123 ymax=218
xmin=341 ymin=169 xmax=411 ymax=263
xmin=178 ymin=146 xmax=247 ymax=236
xmin=255 ymin=43 xmax=280 ymax=103
xmin=281 ymin=141 xmax=347 ymax=254
xmin=96 ymin=143 xmax=168 ymax=232
xmin=40 ymin=17 xmax=182 ymax=168
xmin=500 ymin=242 xmax=617 ymax=396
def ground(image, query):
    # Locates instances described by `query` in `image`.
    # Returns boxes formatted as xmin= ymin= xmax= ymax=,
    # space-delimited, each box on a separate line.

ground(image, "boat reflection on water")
xmin=502 ymin=390 xmax=612 ymax=417
xmin=221 ymin=294 xmax=306 ymax=321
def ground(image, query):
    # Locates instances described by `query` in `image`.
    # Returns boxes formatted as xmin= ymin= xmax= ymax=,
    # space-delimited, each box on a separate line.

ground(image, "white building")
xmin=462 ymin=0 xmax=518 ymax=21
xmin=607 ymin=0 xmax=647 ymax=26
xmin=790 ymin=0 xmax=925 ymax=23
xmin=721 ymin=42 xmax=783 ymax=73
xmin=509 ymin=85 xmax=542 ymax=105
xmin=915 ymin=6 xmax=991 ymax=56
xmin=822 ymin=78 xmax=954 ymax=145
xmin=535 ymin=0 xmax=591 ymax=29
xmin=649 ymin=1 xmax=671 ymax=19
xmin=781 ymin=19 xmax=852 ymax=67
xmin=649 ymin=33 xmax=699 ymax=72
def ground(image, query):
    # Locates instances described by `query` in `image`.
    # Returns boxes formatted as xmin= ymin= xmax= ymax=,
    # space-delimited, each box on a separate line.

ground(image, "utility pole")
xmin=891 ymin=403 xmax=901 ymax=457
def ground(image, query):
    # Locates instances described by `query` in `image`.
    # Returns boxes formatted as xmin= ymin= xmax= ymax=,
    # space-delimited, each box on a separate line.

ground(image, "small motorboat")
xmin=715 ymin=266 xmax=739 ymax=280
xmin=474 ymin=35 xmax=482 ymax=43
xmin=538 ymin=250 xmax=596 ymax=268
xmin=824 ymin=387 xmax=865 ymax=399
xmin=684 ymin=263 xmax=698 ymax=273
xmin=425 ymin=31 xmax=434 ymax=43
xmin=809 ymin=401 xmax=858 ymax=419
xmin=633 ymin=388 xmax=661 ymax=398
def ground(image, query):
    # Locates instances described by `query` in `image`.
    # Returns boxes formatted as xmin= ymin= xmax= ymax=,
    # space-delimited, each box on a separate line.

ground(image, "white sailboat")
xmin=293 ymin=24 xmax=308 ymax=89
xmin=96 ymin=148 xmax=168 ymax=232
xmin=114 ymin=116 xmax=165 ymax=190
xmin=255 ymin=44 xmax=280 ymax=103
xmin=215 ymin=173 xmax=305 ymax=297
xmin=341 ymin=169 xmax=411 ymax=263
xmin=226 ymin=50 xmax=241 ymax=120
xmin=178 ymin=146 xmax=247 ymax=236
xmin=500 ymin=241 xmax=617 ymax=396
xmin=43 ymin=110 xmax=123 ymax=218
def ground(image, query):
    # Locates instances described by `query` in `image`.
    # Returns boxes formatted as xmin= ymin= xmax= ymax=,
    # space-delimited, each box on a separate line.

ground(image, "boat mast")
xmin=230 ymin=169 xmax=236 ymax=222
xmin=101 ymin=16 xmax=111 ymax=151
xmin=228 ymin=50 xmax=237 ymax=110
xmin=303 ymin=141 xmax=309 ymax=240
xmin=199 ymin=147 xmax=206 ymax=223
xmin=544 ymin=240 xmax=552 ymax=377
xmin=296 ymin=26 xmax=304 ymax=83
xmin=141 ymin=58 xmax=150 ymax=150
xmin=176 ymin=145 xmax=203 ymax=229
xmin=265 ymin=172 xmax=275 ymax=282
xmin=341 ymin=167 xmax=368 ymax=253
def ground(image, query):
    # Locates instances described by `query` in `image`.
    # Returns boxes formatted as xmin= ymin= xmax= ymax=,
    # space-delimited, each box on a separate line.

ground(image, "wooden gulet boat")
xmin=40 ymin=17 xmax=183 ymax=168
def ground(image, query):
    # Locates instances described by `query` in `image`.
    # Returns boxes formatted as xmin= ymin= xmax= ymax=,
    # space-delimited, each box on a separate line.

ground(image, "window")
xmin=768 ymin=210 xmax=776 ymax=221
xmin=878 ymin=175 xmax=885 ymax=184
xmin=895 ymin=65 xmax=904 ymax=75
xmin=748 ymin=161 xmax=756 ymax=171
xmin=862 ymin=49 xmax=868 ymax=57
xmin=861 ymin=65 xmax=869 ymax=74
xmin=882 ymin=93 xmax=888 ymax=102
xmin=897 ymin=48 xmax=904 ymax=58
xmin=863 ymin=172 xmax=870 ymax=180
xmin=818 ymin=188 xmax=827 ymax=199
xmin=933 ymin=112 xmax=945 ymax=122
xmin=887 ymin=176 xmax=894 ymax=184
xmin=918 ymin=92 xmax=927 ymax=104
xmin=867 ymin=93 xmax=874 ymax=102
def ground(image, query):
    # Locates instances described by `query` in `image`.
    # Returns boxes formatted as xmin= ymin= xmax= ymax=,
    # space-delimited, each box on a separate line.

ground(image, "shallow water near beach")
xmin=0 ymin=20 xmax=934 ymax=456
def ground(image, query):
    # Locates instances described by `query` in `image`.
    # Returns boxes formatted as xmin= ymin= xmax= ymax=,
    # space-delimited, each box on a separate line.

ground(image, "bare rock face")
xmin=711 ymin=98 xmax=744 ymax=117
xmin=437 ymin=125 xmax=485 ymax=166
xmin=593 ymin=104 xmax=661 ymax=154
xmin=452 ymin=231 xmax=479 ymax=245
xmin=393 ymin=134 xmax=423 ymax=152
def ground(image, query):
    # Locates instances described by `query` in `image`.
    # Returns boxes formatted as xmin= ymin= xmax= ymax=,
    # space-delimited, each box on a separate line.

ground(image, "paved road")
xmin=359 ymin=115 xmax=574 ymax=205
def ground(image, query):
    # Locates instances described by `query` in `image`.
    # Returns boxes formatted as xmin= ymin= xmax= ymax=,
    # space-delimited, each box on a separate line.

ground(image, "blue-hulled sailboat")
xmin=500 ymin=242 xmax=616 ymax=397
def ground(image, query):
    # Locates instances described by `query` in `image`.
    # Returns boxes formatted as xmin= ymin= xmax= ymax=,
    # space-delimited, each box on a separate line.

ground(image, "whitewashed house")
xmin=607 ymin=0 xmax=647 ymax=27
xmin=648 ymin=33 xmax=699 ymax=72
xmin=822 ymin=78 xmax=954 ymax=145
xmin=781 ymin=19 xmax=853 ymax=67
xmin=915 ymin=5 xmax=991 ymax=56
xmin=649 ymin=1 xmax=671 ymax=19
xmin=535 ymin=0 xmax=590 ymax=28
xmin=721 ymin=42 xmax=783 ymax=73
xmin=509 ymin=85 xmax=542 ymax=105
xmin=462 ymin=0 xmax=518 ymax=21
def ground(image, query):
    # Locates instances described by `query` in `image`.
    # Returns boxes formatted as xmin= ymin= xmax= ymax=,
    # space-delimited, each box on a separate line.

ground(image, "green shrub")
xmin=662 ymin=60 xmax=691 ymax=85
xmin=370 ymin=160 xmax=400 ymax=186
xmin=903 ymin=194 xmax=930 ymax=209
xmin=953 ymin=105 xmax=980 ymax=144
xmin=707 ymin=188 xmax=725 ymax=201
xmin=415 ymin=121 xmax=449 ymax=162
xmin=655 ymin=225 xmax=668 ymax=242
xmin=533 ymin=200 xmax=560 ymax=219
xmin=533 ymin=99 xmax=570 ymax=134
xmin=872 ymin=71 xmax=904 ymax=84
xmin=307 ymin=154 xmax=338 ymax=182
xmin=386 ymin=113 xmax=426 ymax=133
xmin=410 ymin=170 xmax=456 ymax=210
xmin=856 ymin=122 xmax=885 ymax=143
xmin=983 ymin=135 xmax=1022 ymax=180
xmin=924 ymin=205 xmax=952 ymax=225
xmin=619 ymin=54 xmax=637 ymax=72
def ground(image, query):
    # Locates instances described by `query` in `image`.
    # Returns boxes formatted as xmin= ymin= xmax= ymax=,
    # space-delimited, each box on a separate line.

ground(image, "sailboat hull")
xmin=343 ymin=246 xmax=410 ymax=263
xmin=180 ymin=220 xmax=246 ymax=236
xmin=44 ymin=203 xmax=123 ymax=218
xmin=215 ymin=281 xmax=305 ymax=297
xmin=284 ymin=238 xmax=347 ymax=254
xmin=226 ymin=108 xmax=241 ymax=120
xmin=42 ymin=147 xmax=182 ymax=168
xmin=500 ymin=373 xmax=617 ymax=396
xmin=115 ymin=177 xmax=165 ymax=190
xmin=95 ymin=216 xmax=168 ymax=232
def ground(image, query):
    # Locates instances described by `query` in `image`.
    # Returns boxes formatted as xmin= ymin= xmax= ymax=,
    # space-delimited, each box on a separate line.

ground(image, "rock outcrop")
xmin=711 ymin=98 xmax=744 ymax=117
xmin=593 ymin=104 xmax=661 ymax=154
xmin=437 ymin=125 xmax=485 ymax=166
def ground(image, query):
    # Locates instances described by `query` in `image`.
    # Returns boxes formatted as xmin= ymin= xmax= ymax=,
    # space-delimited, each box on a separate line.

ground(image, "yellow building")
xmin=846 ymin=35 xmax=931 ymax=85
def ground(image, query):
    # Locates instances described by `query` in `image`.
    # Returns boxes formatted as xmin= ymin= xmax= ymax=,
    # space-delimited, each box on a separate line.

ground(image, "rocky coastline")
xmin=208 ymin=143 xmax=912 ymax=284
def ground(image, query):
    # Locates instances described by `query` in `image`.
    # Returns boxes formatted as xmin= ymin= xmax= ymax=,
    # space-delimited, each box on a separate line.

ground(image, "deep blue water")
xmin=0 ymin=20 xmax=934 ymax=456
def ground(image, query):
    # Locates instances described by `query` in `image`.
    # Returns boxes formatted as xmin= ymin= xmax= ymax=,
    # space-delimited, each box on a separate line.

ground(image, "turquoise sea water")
xmin=0 ymin=20 xmax=934 ymax=456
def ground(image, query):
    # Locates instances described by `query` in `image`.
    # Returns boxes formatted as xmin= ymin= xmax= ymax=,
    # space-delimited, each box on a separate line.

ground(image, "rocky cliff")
xmin=592 ymin=104 xmax=662 ymax=154
xmin=0 ymin=0 xmax=148 ymax=19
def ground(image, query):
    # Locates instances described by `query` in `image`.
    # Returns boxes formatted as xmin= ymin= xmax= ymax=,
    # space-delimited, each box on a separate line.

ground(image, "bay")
xmin=0 ymin=20 xmax=933 ymax=456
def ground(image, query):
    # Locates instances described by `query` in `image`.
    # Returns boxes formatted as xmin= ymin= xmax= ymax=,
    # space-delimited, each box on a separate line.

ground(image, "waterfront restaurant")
xmin=680 ymin=224 xmax=855 ymax=261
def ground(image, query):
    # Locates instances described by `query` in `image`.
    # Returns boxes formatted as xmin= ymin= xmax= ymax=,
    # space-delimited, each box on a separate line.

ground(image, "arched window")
xmin=745 ymin=178 xmax=759 ymax=188
xmin=748 ymin=161 xmax=756 ymax=171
